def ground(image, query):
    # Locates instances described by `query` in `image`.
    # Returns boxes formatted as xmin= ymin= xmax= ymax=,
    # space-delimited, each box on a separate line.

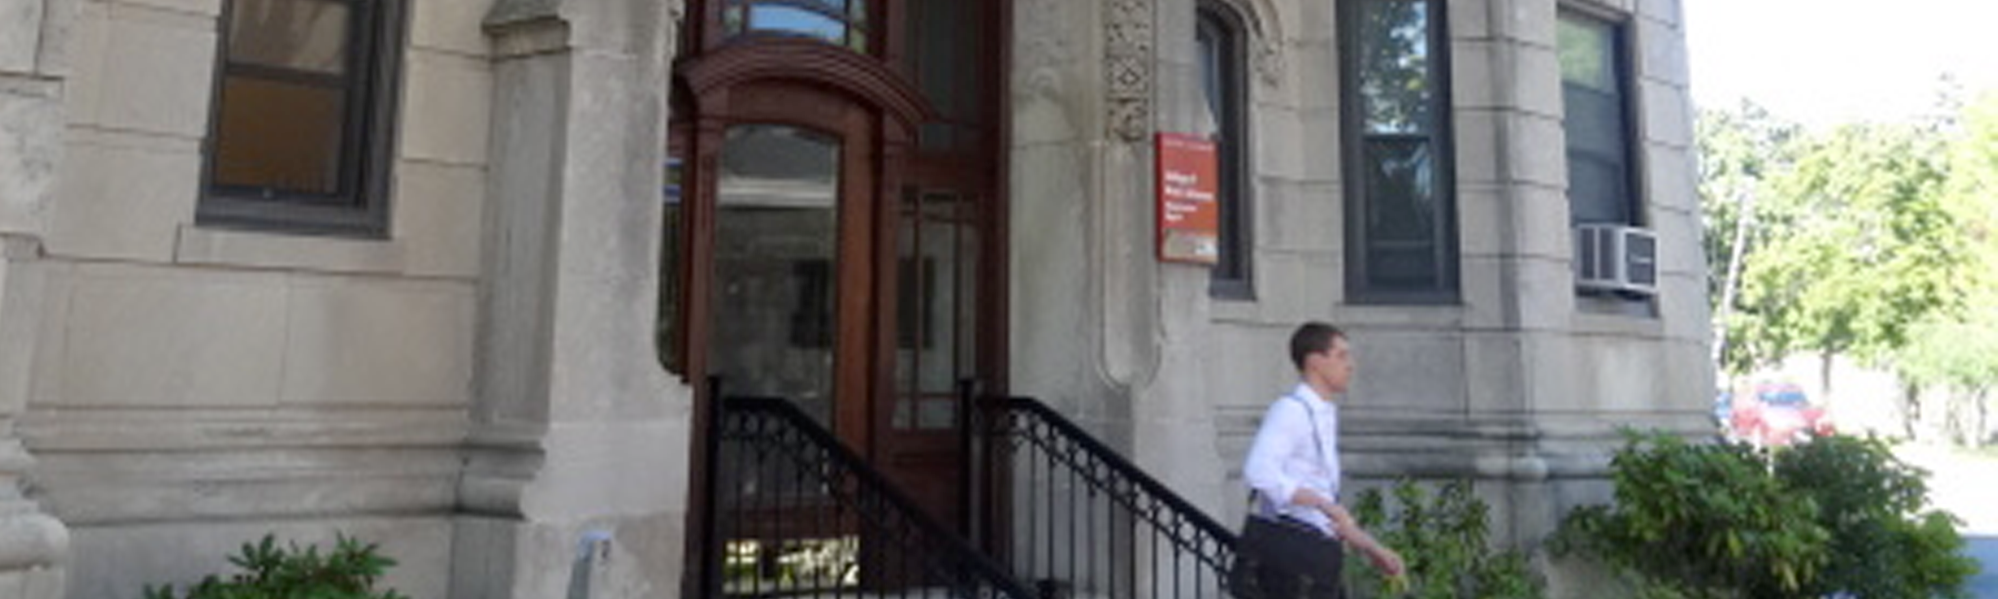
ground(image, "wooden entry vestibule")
xmin=663 ymin=0 xmax=1011 ymax=568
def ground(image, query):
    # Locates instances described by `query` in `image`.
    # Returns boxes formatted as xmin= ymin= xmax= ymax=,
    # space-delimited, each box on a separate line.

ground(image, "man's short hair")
xmin=1290 ymin=322 xmax=1346 ymax=372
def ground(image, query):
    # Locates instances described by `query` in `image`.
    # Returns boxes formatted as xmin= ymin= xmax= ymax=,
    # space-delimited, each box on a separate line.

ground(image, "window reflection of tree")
xmin=1359 ymin=0 xmax=1431 ymax=135
xmin=229 ymin=0 xmax=350 ymax=74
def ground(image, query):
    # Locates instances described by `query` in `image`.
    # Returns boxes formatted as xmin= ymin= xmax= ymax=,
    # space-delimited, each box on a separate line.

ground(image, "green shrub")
xmin=1553 ymin=431 xmax=1829 ymax=598
xmin=1773 ymin=434 xmax=1977 ymax=599
xmin=1346 ymin=479 xmax=1544 ymax=599
xmin=1555 ymin=430 xmax=1976 ymax=599
xmin=143 ymin=533 xmax=407 ymax=599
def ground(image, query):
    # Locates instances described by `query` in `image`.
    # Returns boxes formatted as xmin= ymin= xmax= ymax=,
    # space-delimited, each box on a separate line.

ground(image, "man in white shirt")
xmin=1237 ymin=322 xmax=1404 ymax=598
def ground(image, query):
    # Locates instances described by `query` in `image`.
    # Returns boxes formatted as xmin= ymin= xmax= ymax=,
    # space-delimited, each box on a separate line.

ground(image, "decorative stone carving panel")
xmin=1104 ymin=0 xmax=1152 ymax=142
xmin=1256 ymin=38 xmax=1284 ymax=87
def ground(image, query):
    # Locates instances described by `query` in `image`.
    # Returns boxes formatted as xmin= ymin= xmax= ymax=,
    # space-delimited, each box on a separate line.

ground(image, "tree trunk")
xmin=1820 ymin=351 xmax=1835 ymax=409
xmin=1901 ymin=381 xmax=1923 ymax=441
xmin=1713 ymin=191 xmax=1758 ymax=369
xmin=1947 ymin=389 xmax=1970 ymax=446
xmin=1975 ymin=388 xmax=1990 ymax=448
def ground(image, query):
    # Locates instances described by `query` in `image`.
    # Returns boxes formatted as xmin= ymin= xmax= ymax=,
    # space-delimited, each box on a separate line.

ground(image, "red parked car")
xmin=1727 ymin=383 xmax=1834 ymax=446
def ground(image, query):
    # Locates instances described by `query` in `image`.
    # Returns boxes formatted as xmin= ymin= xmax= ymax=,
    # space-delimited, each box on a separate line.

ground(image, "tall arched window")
xmin=1198 ymin=2 xmax=1254 ymax=298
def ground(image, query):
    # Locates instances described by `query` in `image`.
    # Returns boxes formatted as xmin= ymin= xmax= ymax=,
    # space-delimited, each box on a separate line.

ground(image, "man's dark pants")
xmin=1232 ymin=516 xmax=1346 ymax=599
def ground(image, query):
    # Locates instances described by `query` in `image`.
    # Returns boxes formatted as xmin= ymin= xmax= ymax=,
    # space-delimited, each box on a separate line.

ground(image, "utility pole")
xmin=1712 ymin=189 xmax=1756 ymax=382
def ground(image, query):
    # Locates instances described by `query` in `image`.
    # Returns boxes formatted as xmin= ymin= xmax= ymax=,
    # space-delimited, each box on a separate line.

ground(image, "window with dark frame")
xmin=1340 ymin=0 xmax=1457 ymax=303
xmin=1558 ymin=11 xmax=1638 ymax=227
xmin=201 ymin=0 xmax=404 ymax=237
xmin=1198 ymin=2 xmax=1254 ymax=299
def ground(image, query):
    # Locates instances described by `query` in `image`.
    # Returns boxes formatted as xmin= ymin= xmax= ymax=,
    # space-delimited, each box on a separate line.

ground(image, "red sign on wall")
xmin=1155 ymin=132 xmax=1220 ymax=265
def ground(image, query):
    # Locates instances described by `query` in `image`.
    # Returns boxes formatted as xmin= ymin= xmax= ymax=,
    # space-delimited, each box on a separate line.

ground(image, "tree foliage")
xmin=1697 ymin=102 xmax=1800 ymax=369
xmin=1891 ymin=92 xmax=1998 ymax=442
xmin=1701 ymin=98 xmax=1982 ymax=374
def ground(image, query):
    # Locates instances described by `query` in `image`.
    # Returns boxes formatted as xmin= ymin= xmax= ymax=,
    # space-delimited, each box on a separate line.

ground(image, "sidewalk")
xmin=1893 ymin=443 xmax=1998 ymax=535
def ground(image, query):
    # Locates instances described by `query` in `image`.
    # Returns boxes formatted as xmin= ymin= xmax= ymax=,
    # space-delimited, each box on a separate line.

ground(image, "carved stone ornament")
xmin=1104 ymin=0 xmax=1153 ymax=143
xmin=1256 ymin=37 xmax=1284 ymax=87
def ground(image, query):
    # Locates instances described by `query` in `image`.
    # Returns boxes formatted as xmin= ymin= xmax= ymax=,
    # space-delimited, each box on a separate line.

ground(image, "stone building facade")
xmin=0 ymin=0 xmax=1709 ymax=596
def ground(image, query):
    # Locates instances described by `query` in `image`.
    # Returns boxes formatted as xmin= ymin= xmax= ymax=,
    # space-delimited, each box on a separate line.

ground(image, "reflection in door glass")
xmin=894 ymin=191 xmax=978 ymax=430
xmin=712 ymin=125 xmax=841 ymax=428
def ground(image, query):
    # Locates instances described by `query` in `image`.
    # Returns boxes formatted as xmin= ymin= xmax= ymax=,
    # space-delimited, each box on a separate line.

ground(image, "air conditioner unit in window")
xmin=1573 ymin=224 xmax=1658 ymax=295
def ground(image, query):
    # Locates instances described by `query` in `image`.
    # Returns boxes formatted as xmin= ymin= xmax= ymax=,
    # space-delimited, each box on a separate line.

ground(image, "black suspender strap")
xmin=1248 ymin=393 xmax=1333 ymax=508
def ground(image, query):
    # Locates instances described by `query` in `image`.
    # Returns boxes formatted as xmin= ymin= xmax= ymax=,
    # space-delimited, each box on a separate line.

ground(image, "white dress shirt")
xmin=1242 ymin=382 xmax=1341 ymax=538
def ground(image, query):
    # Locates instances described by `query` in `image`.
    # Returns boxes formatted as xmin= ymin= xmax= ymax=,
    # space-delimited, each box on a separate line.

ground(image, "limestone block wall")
xmin=1008 ymin=0 xmax=1712 ymax=584
xmin=18 ymin=0 xmax=498 ymax=596
xmin=2 ymin=0 xmax=81 ymax=595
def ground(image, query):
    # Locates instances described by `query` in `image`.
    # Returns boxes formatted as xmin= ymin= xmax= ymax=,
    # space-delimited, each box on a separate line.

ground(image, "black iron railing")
xmin=697 ymin=392 xmax=1038 ymax=599
xmin=969 ymin=392 xmax=1242 ymax=599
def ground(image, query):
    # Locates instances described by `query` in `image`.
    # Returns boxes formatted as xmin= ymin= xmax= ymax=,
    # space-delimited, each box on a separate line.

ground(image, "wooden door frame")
xmin=674 ymin=1 xmax=1014 ymax=589
xmin=678 ymin=39 xmax=933 ymax=451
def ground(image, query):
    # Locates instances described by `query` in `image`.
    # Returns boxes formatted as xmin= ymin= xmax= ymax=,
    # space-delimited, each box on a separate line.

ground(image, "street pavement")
xmin=1967 ymin=536 xmax=1996 ymax=598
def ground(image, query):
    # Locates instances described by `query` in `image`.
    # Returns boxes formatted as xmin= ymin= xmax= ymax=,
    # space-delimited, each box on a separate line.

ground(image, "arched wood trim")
xmin=677 ymin=39 xmax=938 ymax=131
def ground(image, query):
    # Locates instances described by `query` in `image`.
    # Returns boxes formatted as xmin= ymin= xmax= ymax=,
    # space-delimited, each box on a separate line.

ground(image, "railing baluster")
xmin=1086 ymin=467 xmax=1095 ymax=599
xmin=1046 ymin=437 xmax=1062 ymax=587
xmin=755 ymin=420 xmax=765 ymax=597
xmin=1108 ymin=478 xmax=1118 ymax=599
xmin=1023 ymin=433 xmax=1034 ymax=588
xmin=1066 ymin=449 xmax=1076 ymax=592
xmin=1150 ymin=505 xmax=1159 ymax=599
xmin=703 ymin=398 xmax=1032 ymax=599
xmin=980 ymin=397 xmax=1244 ymax=599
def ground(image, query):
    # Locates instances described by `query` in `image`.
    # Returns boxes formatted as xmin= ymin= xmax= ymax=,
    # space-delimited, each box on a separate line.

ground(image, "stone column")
xmin=0 ymin=0 xmax=74 ymax=596
xmin=452 ymin=1 xmax=690 ymax=597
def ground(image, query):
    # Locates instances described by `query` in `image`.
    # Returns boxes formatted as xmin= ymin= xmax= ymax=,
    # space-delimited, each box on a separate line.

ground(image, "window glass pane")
xmin=954 ymin=198 xmax=978 ymax=383
xmin=1568 ymin=155 xmax=1629 ymax=224
xmin=785 ymin=0 xmax=849 ymax=14
xmin=1563 ymin=89 xmax=1622 ymax=153
xmin=909 ymin=0 xmax=982 ymax=148
xmin=657 ymin=156 xmax=684 ymax=373
xmin=228 ymin=0 xmax=351 ymax=75
xmin=1559 ymin=13 xmax=1634 ymax=226
xmin=723 ymin=5 xmax=745 ymax=34
xmin=1362 ymin=138 xmax=1439 ymax=287
xmin=894 ymin=192 xmax=979 ymax=430
xmin=1197 ymin=19 xmax=1223 ymax=139
xmin=1558 ymin=16 xmax=1615 ymax=92
xmin=895 ymin=191 xmax=919 ymax=399
xmin=747 ymin=4 xmax=849 ymax=44
xmin=211 ymin=76 xmax=347 ymax=195
xmin=1358 ymin=0 xmax=1432 ymax=134
xmin=917 ymin=197 xmax=959 ymax=394
xmin=721 ymin=124 xmax=840 ymax=191
xmin=916 ymin=398 xmax=956 ymax=430
xmin=713 ymin=125 xmax=842 ymax=427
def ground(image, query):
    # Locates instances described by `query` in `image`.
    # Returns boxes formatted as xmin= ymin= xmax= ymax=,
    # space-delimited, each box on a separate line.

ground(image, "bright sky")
xmin=1684 ymin=0 xmax=1998 ymax=125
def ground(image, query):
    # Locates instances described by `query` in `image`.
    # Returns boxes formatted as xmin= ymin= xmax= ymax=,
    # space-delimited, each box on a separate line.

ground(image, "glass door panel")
xmin=711 ymin=124 xmax=842 ymax=427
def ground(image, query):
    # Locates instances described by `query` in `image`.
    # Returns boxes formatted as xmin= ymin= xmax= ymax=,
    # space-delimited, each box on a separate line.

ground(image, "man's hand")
xmin=1368 ymin=545 xmax=1405 ymax=578
xmin=1320 ymin=503 xmax=1405 ymax=577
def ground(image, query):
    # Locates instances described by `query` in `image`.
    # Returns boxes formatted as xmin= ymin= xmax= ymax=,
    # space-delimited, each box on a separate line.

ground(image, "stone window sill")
xmin=175 ymin=224 xmax=408 ymax=276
